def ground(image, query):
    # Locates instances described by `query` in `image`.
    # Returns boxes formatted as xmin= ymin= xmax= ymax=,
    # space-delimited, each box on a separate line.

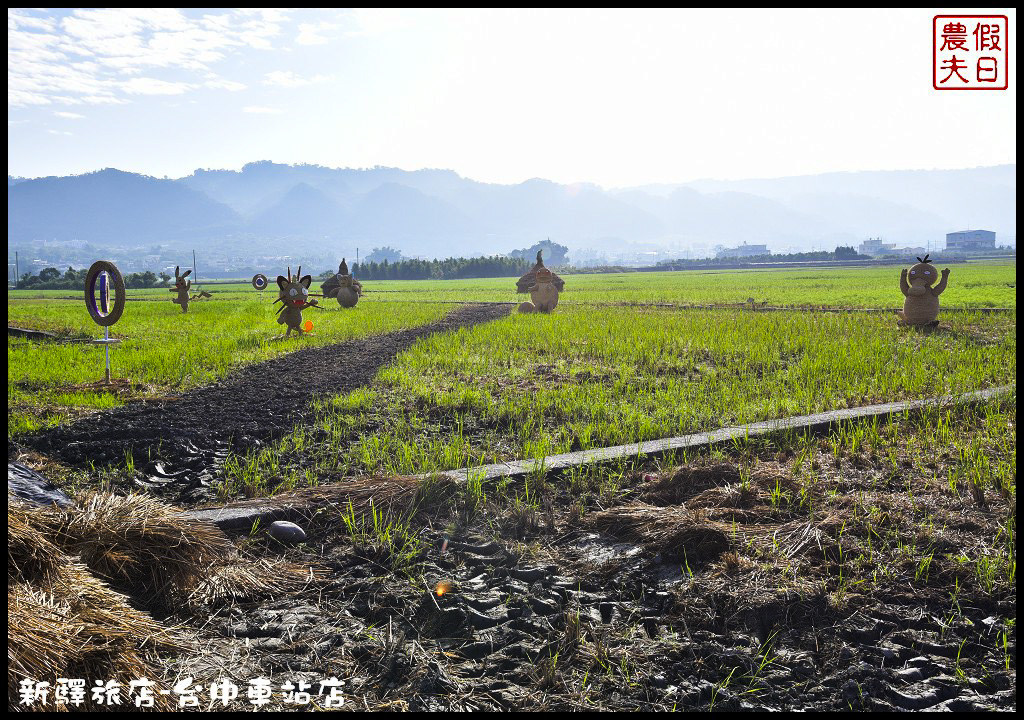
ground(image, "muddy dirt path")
xmin=176 ymin=488 xmax=1016 ymax=712
xmin=16 ymin=304 xmax=511 ymax=495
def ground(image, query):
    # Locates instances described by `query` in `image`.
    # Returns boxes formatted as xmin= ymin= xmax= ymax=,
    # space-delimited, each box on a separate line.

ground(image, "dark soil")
xmin=14 ymin=304 xmax=511 ymax=500
xmin=168 ymin=452 xmax=1016 ymax=711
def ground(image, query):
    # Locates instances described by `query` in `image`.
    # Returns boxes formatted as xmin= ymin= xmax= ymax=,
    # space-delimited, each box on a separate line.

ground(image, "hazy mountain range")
xmin=8 ymin=162 xmax=1016 ymax=261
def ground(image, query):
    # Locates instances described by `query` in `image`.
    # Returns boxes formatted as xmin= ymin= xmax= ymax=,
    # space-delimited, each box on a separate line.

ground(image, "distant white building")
xmin=890 ymin=246 xmax=928 ymax=258
xmin=945 ymin=230 xmax=996 ymax=252
xmin=858 ymin=238 xmax=929 ymax=258
xmin=858 ymin=237 xmax=896 ymax=256
xmin=715 ymin=243 xmax=769 ymax=259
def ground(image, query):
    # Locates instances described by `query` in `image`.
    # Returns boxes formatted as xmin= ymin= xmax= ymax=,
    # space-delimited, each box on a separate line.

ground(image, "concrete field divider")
xmin=183 ymin=384 xmax=1014 ymax=531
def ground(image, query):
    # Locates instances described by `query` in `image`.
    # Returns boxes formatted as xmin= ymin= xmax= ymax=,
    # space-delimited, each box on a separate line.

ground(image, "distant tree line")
xmin=507 ymin=239 xmax=569 ymax=265
xmin=364 ymin=246 xmax=404 ymax=263
xmin=348 ymin=255 xmax=532 ymax=281
xmin=15 ymin=267 xmax=172 ymax=290
xmin=657 ymin=246 xmax=864 ymax=267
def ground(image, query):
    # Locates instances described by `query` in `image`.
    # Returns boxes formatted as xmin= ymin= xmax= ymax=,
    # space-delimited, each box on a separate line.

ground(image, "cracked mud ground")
xmin=165 ymin=397 xmax=1015 ymax=712
xmin=170 ymin=451 xmax=1016 ymax=711
xmin=14 ymin=303 xmax=510 ymax=497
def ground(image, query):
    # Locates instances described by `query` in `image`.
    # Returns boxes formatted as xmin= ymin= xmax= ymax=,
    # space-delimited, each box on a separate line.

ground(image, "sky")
xmin=7 ymin=8 xmax=1017 ymax=187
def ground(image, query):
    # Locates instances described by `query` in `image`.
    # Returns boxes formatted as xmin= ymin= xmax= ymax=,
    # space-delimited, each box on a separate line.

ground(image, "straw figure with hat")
xmin=320 ymin=258 xmax=364 ymax=308
xmin=516 ymin=250 xmax=565 ymax=313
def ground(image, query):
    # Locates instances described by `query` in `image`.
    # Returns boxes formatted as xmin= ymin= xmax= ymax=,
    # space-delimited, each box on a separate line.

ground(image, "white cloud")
xmin=79 ymin=94 xmax=129 ymax=105
xmin=343 ymin=8 xmax=414 ymax=37
xmin=296 ymin=21 xmax=338 ymax=45
xmin=53 ymin=111 xmax=85 ymax=118
xmin=8 ymin=8 xmax=292 ymax=107
xmin=234 ymin=8 xmax=291 ymax=50
xmin=9 ymin=89 xmax=58 ymax=106
xmin=8 ymin=9 xmax=56 ymax=32
xmin=121 ymin=77 xmax=194 ymax=95
xmin=204 ymin=76 xmax=247 ymax=91
xmin=242 ymin=105 xmax=283 ymax=114
xmin=264 ymin=70 xmax=331 ymax=88
xmin=47 ymin=129 xmax=73 ymax=135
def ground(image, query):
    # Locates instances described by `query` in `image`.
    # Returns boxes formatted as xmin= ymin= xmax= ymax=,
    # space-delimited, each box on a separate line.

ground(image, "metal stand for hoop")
xmin=92 ymin=325 xmax=122 ymax=384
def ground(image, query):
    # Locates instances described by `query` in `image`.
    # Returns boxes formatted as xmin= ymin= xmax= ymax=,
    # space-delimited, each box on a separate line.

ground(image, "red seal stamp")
xmin=934 ymin=15 xmax=1008 ymax=90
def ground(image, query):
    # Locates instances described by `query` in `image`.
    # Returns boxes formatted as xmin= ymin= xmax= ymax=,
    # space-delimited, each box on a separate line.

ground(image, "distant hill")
xmin=345 ymin=182 xmax=477 ymax=257
xmin=8 ymin=168 xmax=239 ymax=244
xmin=249 ymin=182 xmax=348 ymax=237
xmin=7 ymin=162 xmax=1016 ymax=259
xmin=623 ymin=165 xmax=1016 ymax=248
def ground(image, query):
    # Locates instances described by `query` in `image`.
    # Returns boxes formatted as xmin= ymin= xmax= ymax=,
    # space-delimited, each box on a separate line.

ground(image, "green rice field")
xmin=10 ymin=260 xmax=1016 ymax=308
xmin=7 ymin=290 xmax=448 ymax=436
xmin=7 ymin=260 xmax=1018 ymax=709
xmin=8 ymin=262 xmax=1016 ymax=448
xmin=360 ymin=262 xmax=1017 ymax=308
xmin=220 ymin=304 xmax=1015 ymax=492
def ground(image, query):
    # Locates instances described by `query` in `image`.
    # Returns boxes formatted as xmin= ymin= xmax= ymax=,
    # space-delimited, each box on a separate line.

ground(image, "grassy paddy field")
xmin=8 ymin=262 xmax=1015 ymax=450
xmin=7 ymin=290 xmax=449 ymax=435
xmin=220 ymin=305 xmax=1015 ymax=494
xmin=10 ymin=260 xmax=1016 ymax=307
xmin=7 ymin=261 xmax=1016 ymax=711
xmin=354 ymin=261 xmax=1017 ymax=307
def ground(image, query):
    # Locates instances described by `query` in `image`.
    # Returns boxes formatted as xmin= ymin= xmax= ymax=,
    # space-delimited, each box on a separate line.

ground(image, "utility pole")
xmin=15 ymin=251 xmax=19 ymax=289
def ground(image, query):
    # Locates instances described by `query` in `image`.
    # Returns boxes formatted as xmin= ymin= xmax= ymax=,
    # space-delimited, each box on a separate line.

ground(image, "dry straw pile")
xmin=585 ymin=503 xmax=732 ymax=565
xmin=8 ymin=492 xmax=309 ymax=711
xmin=9 ymin=500 xmax=183 ymax=711
xmin=208 ymin=472 xmax=452 ymax=527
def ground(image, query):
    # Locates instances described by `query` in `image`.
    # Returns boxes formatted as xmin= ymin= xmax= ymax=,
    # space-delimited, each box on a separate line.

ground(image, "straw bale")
xmin=8 ymin=505 xmax=63 ymax=586
xmin=9 ymin=492 xmax=280 ymax=610
xmin=5 ymin=491 xmax=323 ymax=710
xmin=55 ymin=492 xmax=233 ymax=604
xmin=214 ymin=474 xmax=427 ymax=522
xmin=187 ymin=556 xmax=316 ymax=606
xmin=8 ymin=567 xmax=182 ymax=711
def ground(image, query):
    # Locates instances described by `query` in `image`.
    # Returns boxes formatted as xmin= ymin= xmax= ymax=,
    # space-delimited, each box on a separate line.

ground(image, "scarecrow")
xmin=898 ymin=254 xmax=950 ymax=326
xmin=274 ymin=266 xmax=321 ymax=336
xmin=516 ymin=250 xmax=565 ymax=313
xmin=320 ymin=258 xmax=363 ymax=308
xmin=169 ymin=265 xmax=211 ymax=313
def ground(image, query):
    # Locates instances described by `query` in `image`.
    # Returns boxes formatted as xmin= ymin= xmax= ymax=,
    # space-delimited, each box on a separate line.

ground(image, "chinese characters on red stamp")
xmin=934 ymin=15 xmax=1008 ymax=90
